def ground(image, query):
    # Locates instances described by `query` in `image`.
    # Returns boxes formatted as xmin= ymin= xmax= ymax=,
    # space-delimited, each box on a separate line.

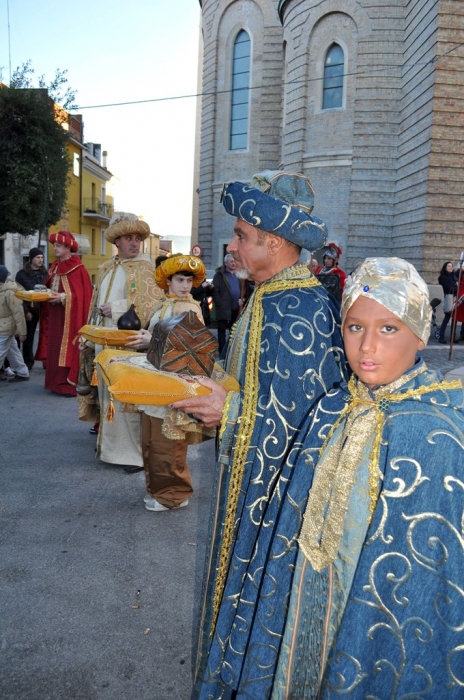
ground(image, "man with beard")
xmin=171 ymin=170 xmax=347 ymax=697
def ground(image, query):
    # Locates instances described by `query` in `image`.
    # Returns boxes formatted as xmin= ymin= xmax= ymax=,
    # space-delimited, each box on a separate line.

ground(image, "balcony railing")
xmin=83 ymin=199 xmax=114 ymax=218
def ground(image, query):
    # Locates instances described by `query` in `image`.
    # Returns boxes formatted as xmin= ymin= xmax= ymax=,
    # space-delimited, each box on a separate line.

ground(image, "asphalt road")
xmin=0 ymin=367 xmax=216 ymax=700
xmin=1 ymin=336 xmax=463 ymax=700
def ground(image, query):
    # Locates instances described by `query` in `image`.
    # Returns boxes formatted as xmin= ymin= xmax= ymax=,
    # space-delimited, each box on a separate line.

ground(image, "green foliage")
xmin=0 ymin=62 xmax=76 ymax=236
xmin=10 ymin=60 xmax=77 ymax=110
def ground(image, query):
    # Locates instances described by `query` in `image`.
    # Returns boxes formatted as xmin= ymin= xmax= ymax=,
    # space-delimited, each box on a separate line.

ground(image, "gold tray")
xmin=15 ymin=290 xmax=52 ymax=302
xmin=79 ymin=324 xmax=139 ymax=347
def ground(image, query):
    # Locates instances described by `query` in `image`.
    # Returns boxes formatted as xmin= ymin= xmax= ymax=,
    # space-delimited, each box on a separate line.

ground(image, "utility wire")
xmin=72 ymin=42 xmax=464 ymax=111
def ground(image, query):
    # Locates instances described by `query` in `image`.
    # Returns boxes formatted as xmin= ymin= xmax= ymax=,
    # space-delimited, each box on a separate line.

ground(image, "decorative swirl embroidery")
xmin=210 ymin=269 xmax=321 ymax=633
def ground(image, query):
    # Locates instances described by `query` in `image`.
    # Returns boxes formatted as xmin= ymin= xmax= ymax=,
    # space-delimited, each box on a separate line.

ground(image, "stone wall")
xmin=423 ymin=0 xmax=464 ymax=281
xmin=195 ymin=0 xmax=464 ymax=279
xmin=198 ymin=0 xmax=282 ymax=267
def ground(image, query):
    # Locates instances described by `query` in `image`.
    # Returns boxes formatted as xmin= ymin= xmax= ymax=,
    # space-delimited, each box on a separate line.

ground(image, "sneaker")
xmin=8 ymin=374 xmax=30 ymax=382
xmin=4 ymin=367 xmax=15 ymax=377
xmin=89 ymin=424 xmax=99 ymax=435
xmin=144 ymin=498 xmax=189 ymax=512
xmin=439 ymin=339 xmax=447 ymax=344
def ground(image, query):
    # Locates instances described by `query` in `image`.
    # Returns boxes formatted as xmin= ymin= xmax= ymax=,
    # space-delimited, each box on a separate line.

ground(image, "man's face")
xmin=53 ymin=243 xmax=71 ymax=260
xmin=225 ymin=256 xmax=236 ymax=273
xmin=167 ymin=273 xmax=194 ymax=297
xmin=115 ymin=233 xmax=142 ymax=259
xmin=323 ymin=255 xmax=335 ymax=269
xmin=308 ymin=258 xmax=318 ymax=273
xmin=31 ymin=254 xmax=44 ymax=269
xmin=227 ymin=219 xmax=270 ymax=283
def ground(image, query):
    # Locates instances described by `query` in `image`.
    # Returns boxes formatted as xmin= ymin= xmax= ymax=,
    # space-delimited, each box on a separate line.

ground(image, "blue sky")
xmin=1 ymin=0 xmax=201 ymax=252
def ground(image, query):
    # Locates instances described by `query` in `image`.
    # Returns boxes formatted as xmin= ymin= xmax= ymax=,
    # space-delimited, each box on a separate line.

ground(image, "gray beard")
xmin=235 ymin=268 xmax=251 ymax=280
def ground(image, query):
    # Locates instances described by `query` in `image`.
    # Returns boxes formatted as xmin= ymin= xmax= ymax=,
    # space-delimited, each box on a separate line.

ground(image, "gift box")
xmin=147 ymin=311 xmax=217 ymax=377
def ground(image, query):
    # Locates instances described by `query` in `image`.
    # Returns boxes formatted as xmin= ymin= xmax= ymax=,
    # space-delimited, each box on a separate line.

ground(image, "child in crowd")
xmin=125 ymin=254 xmax=206 ymax=512
xmin=197 ymin=257 xmax=464 ymax=699
xmin=0 ymin=266 xmax=30 ymax=382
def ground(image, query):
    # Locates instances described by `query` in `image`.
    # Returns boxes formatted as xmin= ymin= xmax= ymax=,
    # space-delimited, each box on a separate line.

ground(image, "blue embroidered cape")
xmin=194 ymin=263 xmax=346 ymax=698
xmin=276 ymin=364 xmax=464 ymax=699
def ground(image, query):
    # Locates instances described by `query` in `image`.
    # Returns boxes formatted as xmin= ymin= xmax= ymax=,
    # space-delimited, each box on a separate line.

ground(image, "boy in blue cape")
xmin=195 ymin=257 xmax=464 ymax=699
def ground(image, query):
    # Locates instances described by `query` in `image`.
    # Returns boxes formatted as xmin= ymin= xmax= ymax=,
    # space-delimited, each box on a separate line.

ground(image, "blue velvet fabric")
xmin=322 ymin=371 xmax=464 ymax=698
xmin=222 ymin=181 xmax=328 ymax=251
xmin=276 ymin=367 xmax=464 ymax=699
xmin=194 ymin=264 xmax=346 ymax=698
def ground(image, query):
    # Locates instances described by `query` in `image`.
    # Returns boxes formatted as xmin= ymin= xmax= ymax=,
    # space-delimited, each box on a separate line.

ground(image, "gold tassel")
xmin=106 ymin=394 xmax=115 ymax=422
xmin=91 ymin=365 xmax=99 ymax=386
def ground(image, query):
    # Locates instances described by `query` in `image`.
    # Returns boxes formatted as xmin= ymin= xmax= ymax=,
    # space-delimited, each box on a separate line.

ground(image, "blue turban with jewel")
xmin=221 ymin=170 xmax=328 ymax=252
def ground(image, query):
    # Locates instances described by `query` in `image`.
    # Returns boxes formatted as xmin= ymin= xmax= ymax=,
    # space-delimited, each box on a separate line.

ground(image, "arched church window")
xmin=230 ymin=30 xmax=251 ymax=150
xmin=322 ymin=44 xmax=344 ymax=110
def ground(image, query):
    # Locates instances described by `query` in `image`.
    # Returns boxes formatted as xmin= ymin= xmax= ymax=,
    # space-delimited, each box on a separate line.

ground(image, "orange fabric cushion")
xmin=94 ymin=348 xmax=240 ymax=405
xmin=79 ymin=324 xmax=138 ymax=347
xmin=15 ymin=290 xmax=52 ymax=302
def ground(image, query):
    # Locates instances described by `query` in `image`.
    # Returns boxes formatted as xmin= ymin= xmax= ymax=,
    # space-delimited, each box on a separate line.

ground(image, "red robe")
xmin=452 ymin=275 xmax=464 ymax=323
xmin=36 ymin=256 xmax=92 ymax=395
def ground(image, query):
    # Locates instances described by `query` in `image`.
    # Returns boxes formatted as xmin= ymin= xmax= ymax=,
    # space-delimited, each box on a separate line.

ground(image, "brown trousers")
xmin=141 ymin=414 xmax=193 ymax=508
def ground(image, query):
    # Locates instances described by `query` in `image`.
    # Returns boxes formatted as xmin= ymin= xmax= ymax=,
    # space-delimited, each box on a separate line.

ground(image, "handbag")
xmin=443 ymin=294 xmax=454 ymax=314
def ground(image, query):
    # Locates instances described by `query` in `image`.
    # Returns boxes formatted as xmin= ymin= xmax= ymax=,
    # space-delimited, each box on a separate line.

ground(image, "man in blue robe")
xmin=172 ymin=170 xmax=347 ymax=698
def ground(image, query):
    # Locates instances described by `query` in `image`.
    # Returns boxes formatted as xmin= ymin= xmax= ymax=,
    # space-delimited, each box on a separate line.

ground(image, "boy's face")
xmin=167 ymin=273 xmax=193 ymax=297
xmin=343 ymin=296 xmax=424 ymax=389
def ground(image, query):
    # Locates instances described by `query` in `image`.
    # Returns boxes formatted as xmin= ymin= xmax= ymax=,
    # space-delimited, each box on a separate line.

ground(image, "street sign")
xmin=191 ymin=244 xmax=202 ymax=257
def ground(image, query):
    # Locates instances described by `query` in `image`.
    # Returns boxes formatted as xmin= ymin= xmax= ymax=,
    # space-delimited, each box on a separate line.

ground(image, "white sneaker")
xmin=5 ymin=367 xmax=15 ymax=377
xmin=144 ymin=497 xmax=189 ymax=512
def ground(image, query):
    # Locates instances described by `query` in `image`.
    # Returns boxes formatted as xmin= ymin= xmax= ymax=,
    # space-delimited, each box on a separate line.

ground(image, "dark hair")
xmin=439 ymin=261 xmax=453 ymax=277
xmin=155 ymin=254 xmax=168 ymax=268
xmin=169 ymin=270 xmax=194 ymax=280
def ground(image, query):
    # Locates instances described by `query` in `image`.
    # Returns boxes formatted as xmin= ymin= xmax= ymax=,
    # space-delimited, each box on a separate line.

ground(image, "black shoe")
xmin=123 ymin=466 xmax=144 ymax=474
xmin=8 ymin=375 xmax=30 ymax=382
xmin=439 ymin=339 xmax=446 ymax=344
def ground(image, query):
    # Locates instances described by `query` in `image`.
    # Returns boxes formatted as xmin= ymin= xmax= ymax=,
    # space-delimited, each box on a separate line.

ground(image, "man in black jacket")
xmin=15 ymin=247 xmax=47 ymax=369
xmin=212 ymin=253 xmax=242 ymax=353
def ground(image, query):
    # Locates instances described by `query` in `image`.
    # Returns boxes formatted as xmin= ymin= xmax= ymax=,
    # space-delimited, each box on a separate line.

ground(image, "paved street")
xmin=0 ymin=368 xmax=216 ymax=700
xmin=1 ymin=337 xmax=463 ymax=700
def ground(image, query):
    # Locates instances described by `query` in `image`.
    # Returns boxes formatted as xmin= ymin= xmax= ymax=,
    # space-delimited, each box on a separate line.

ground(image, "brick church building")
xmin=193 ymin=0 xmax=463 ymax=280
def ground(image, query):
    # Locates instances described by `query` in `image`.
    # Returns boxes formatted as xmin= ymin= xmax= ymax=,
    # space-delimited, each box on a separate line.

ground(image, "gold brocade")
xmin=88 ymin=256 xmax=163 ymax=328
xmin=59 ymin=275 xmax=72 ymax=367
xmin=210 ymin=267 xmax=321 ymax=631
xmin=162 ymin=407 xmax=215 ymax=442
xmin=299 ymin=369 xmax=462 ymax=572
xmin=219 ymin=391 xmax=234 ymax=442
